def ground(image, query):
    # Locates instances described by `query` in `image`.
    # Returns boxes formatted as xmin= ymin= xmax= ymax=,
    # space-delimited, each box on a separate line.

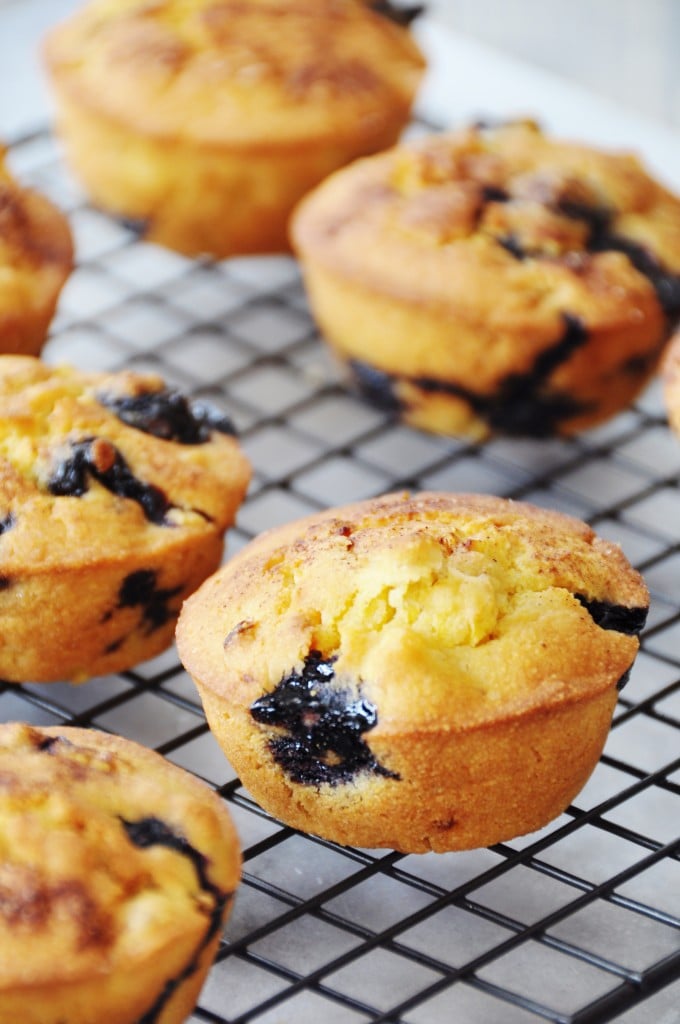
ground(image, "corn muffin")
xmin=0 ymin=355 xmax=250 ymax=683
xmin=43 ymin=0 xmax=425 ymax=257
xmin=291 ymin=120 xmax=680 ymax=440
xmin=176 ymin=490 xmax=649 ymax=853
xmin=0 ymin=721 xmax=240 ymax=1024
xmin=0 ymin=147 xmax=73 ymax=356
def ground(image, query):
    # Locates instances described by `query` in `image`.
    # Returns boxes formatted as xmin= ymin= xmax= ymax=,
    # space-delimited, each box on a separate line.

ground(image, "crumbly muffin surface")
xmin=293 ymin=122 xmax=680 ymax=330
xmin=0 ymin=722 xmax=240 ymax=993
xmin=0 ymin=356 xmax=248 ymax=570
xmin=44 ymin=0 xmax=425 ymax=146
xmin=180 ymin=491 xmax=647 ymax=732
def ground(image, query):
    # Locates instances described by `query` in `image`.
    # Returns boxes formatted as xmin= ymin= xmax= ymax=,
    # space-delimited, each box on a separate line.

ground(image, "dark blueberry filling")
xmin=369 ymin=1 xmax=425 ymax=26
xmin=589 ymin=233 xmax=680 ymax=318
xmin=117 ymin=215 xmax=150 ymax=237
xmin=0 ymin=576 xmax=11 ymax=591
xmin=0 ymin=513 xmax=14 ymax=534
xmin=496 ymin=233 xmax=529 ymax=260
xmin=122 ymin=816 xmax=230 ymax=1024
xmin=551 ymin=199 xmax=680 ymax=321
xmin=48 ymin=438 xmax=171 ymax=524
xmin=348 ymin=359 xmax=404 ymax=414
xmin=615 ymin=666 xmax=634 ymax=692
xmin=118 ymin=569 xmax=183 ymax=634
xmin=574 ymin=594 xmax=648 ymax=636
xmin=35 ymin=733 xmax=65 ymax=753
xmin=250 ymin=650 xmax=399 ymax=786
xmin=98 ymin=388 xmax=236 ymax=444
xmin=350 ymin=313 xmax=591 ymax=437
xmin=481 ymin=185 xmax=510 ymax=204
xmin=554 ymin=198 xmax=613 ymax=238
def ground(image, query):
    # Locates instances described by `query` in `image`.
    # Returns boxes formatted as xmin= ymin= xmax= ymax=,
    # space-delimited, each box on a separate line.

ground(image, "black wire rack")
xmin=3 ymin=127 xmax=680 ymax=1024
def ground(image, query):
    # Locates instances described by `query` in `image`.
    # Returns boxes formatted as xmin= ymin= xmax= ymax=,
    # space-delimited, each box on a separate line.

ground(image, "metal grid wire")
xmin=3 ymin=128 xmax=680 ymax=1024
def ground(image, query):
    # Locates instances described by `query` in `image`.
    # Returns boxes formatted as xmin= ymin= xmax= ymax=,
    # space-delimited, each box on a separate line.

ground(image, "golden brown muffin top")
xmin=177 ymin=491 xmax=649 ymax=734
xmin=44 ymin=0 xmax=425 ymax=146
xmin=0 ymin=150 xmax=73 ymax=320
xmin=292 ymin=121 xmax=680 ymax=338
xmin=0 ymin=356 xmax=250 ymax=571
xmin=0 ymin=722 xmax=240 ymax=989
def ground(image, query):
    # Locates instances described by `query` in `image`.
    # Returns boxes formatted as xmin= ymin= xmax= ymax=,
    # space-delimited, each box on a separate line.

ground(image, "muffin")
xmin=43 ymin=0 xmax=425 ymax=257
xmin=0 ymin=721 xmax=240 ymax=1024
xmin=0 ymin=355 xmax=250 ymax=683
xmin=0 ymin=147 xmax=73 ymax=356
xmin=291 ymin=120 xmax=680 ymax=440
xmin=176 ymin=490 xmax=649 ymax=853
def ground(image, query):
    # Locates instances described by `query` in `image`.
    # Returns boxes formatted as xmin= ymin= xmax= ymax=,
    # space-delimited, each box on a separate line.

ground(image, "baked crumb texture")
xmin=291 ymin=120 xmax=680 ymax=439
xmin=0 ymin=722 xmax=240 ymax=1024
xmin=0 ymin=356 xmax=250 ymax=683
xmin=177 ymin=491 xmax=649 ymax=853
xmin=43 ymin=0 xmax=425 ymax=257
xmin=0 ymin=149 xmax=73 ymax=356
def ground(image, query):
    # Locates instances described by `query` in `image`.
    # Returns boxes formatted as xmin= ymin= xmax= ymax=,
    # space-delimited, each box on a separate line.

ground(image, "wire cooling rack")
xmin=3 ymin=128 xmax=680 ymax=1024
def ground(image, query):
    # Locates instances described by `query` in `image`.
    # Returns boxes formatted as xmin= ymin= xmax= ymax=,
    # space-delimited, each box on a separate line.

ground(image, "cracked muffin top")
xmin=0 ymin=149 xmax=73 ymax=346
xmin=0 ymin=356 xmax=250 ymax=571
xmin=0 ymin=722 xmax=240 ymax=990
xmin=177 ymin=490 xmax=649 ymax=732
xmin=44 ymin=0 xmax=425 ymax=147
xmin=291 ymin=121 xmax=680 ymax=366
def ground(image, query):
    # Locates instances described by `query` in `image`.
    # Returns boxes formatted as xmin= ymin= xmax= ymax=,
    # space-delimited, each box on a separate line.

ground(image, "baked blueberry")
xmin=48 ymin=437 xmax=172 ymax=524
xmin=368 ymin=1 xmax=425 ymax=27
xmin=118 ymin=569 xmax=183 ymax=633
xmin=99 ymin=388 xmax=236 ymax=444
xmin=250 ymin=650 xmax=398 ymax=786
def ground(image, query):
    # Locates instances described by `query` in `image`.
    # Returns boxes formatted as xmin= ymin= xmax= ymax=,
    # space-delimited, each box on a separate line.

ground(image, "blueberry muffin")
xmin=662 ymin=330 xmax=680 ymax=437
xmin=291 ymin=121 xmax=680 ymax=440
xmin=0 ymin=721 xmax=240 ymax=1024
xmin=0 ymin=148 xmax=73 ymax=356
xmin=0 ymin=356 xmax=250 ymax=683
xmin=43 ymin=0 xmax=425 ymax=257
xmin=176 ymin=491 xmax=648 ymax=853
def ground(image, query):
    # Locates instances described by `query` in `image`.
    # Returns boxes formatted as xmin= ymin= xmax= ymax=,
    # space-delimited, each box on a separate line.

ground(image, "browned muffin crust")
xmin=291 ymin=121 xmax=680 ymax=439
xmin=43 ymin=0 xmax=425 ymax=256
xmin=0 ymin=150 xmax=73 ymax=356
xmin=177 ymin=491 xmax=649 ymax=852
xmin=0 ymin=722 xmax=240 ymax=1024
xmin=0 ymin=356 xmax=250 ymax=682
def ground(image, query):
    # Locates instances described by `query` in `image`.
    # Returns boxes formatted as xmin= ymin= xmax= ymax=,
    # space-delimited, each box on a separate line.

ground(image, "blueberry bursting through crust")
xmin=369 ymin=1 xmax=425 ymax=27
xmin=98 ymin=387 xmax=236 ymax=444
xmin=575 ymin=593 xmax=648 ymax=691
xmin=250 ymin=650 xmax=399 ymax=786
xmin=349 ymin=312 xmax=591 ymax=437
xmin=48 ymin=437 xmax=171 ymax=524
xmin=121 ymin=816 xmax=231 ymax=1024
